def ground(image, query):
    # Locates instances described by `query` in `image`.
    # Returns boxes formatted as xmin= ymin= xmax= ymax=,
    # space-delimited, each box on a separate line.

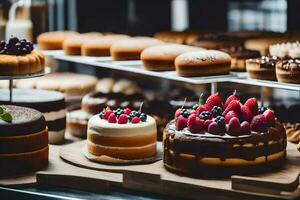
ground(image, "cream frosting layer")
xmin=87 ymin=114 xmax=157 ymax=137
xmin=87 ymin=140 xmax=156 ymax=150
xmin=43 ymin=109 xmax=67 ymax=121
xmin=48 ymin=129 xmax=65 ymax=144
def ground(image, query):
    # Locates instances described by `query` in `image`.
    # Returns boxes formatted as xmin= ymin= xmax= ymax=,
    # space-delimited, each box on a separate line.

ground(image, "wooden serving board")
xmin=49 ymin=140 xmax=300 ymax=200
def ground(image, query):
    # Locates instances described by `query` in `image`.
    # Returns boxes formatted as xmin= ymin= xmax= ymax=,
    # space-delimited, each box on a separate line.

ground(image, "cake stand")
xmin=0 ymin=67 xmax=51 ymax=103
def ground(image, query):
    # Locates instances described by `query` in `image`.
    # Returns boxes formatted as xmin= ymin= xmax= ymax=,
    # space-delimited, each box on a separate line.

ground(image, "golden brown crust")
xmin=37 ymin=31 xmax=79 ymax=50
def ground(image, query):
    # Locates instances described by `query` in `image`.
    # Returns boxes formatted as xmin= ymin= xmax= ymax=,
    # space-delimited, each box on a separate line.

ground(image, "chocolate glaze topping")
xmin=247 ymin=55 xmax=281 ymax=68
xmin=277 ymin=58 xmax=300 ymax=71
xmin=222 ymin=46 xmax=260 ymax=59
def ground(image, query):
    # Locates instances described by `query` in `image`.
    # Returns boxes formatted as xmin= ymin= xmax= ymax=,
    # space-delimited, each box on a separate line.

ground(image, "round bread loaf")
xmin=141 ymin=44 xmax=204 ymax=71
xmin=110 ymin=37 xmax=164 ymax=61
xmin=37 ymin=31 xmax=79 ymax=50
xmin=175 ymin=50 xmax=231 ymax=77
xmin=63 ymin=34 xmax=102 ymax=55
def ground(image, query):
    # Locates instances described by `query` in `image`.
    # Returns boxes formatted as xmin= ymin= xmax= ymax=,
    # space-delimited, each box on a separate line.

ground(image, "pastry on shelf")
xmin=175 ymin=50 xmax=231 ymax=77
xmin=87 ymin=107 xmax=157 ymax=160
xmin=110 ymin=37 xmax=164 ymax=61
xmin=154 ymin=31 xmax=201 ymax=45
xmin=37 ymin=31 xmax=79 ymax=50
xmin=82 ymin=34 xmax=130 ymax=57
xmin=0 ymin=105 xmax=48 ymax=177
xmin=63 ymin=33 xmax=103 ymax=55
xmin=0 ymin=89 xmax=66 ymax=144
xmin=141 ymin=44 xmax=204 ymax=71
xmin=284 ymin=123 xmax=300 ymax=143
xmin=0 ymin=37 xmax=45 ymax=76
xmin=244 ymin=37 xmax=288 ymax=55
xmin=15 ymin=72 xmax=98 ymax=100
xmin=269 ymin=41 xmax=300 ymax=58
xmin=222 ymin=46 xmax=260 ymax=72
xmin=246 ymin=55 xmax=280 ymax=81
xmin=276 ymin=58 xmax=300 ymax=84
xmin=163 ymin=93 xmax=287 ymax=176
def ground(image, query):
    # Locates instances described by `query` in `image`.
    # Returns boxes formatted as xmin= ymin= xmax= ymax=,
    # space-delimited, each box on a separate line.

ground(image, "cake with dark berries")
xmin=0 ymin=37 xmax=45 ymax=76
xmin=163 ymin=92 xmax=287 ymax=176
xmin=87 ymin=107 xmax=157 ymax=160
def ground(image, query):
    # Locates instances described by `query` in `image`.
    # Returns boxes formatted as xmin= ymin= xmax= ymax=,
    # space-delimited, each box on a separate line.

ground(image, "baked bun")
xmin=63 ymin=34 xmax=102 ymax=55
xmin=276 ymin=58 xmax=300 ymax=84
xmin=246 ymin=55 xmax=280 ymax=81
xmin=175 ymin=50 xmax=231 ymax=77
xmin=141 ymin=44 xmax=204 ymax=71
xmin=82 ymin=34 xmax=130 ymax=56
xmin=37 ymin=31 xmax=79 ymax=50
xmin=110 ymin=37 xmax=164 ymax=61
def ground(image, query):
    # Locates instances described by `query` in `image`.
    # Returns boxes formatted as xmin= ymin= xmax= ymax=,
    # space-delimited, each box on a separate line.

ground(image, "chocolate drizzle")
xmin=247 ymin=55 xmax=281 ymax=68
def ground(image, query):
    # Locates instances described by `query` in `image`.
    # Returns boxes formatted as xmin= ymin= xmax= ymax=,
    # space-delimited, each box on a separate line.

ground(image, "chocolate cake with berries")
xmin=0 ymin=37 xmax=45 ymax=76
xmin=87 ymin=107 xmax=157 ymax=161
xmin=163 ymin=93 xmax=287 ymax=176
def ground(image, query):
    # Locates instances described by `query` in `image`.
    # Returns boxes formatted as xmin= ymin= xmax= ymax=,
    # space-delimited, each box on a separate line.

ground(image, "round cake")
xmin=246 ymin=55 xmax=280 ymax=81
xmin=87 ymin=107 xmax=157 ymax=160
xmin=163 ymin=93 xmax=286 ymax=177
xmin=81 ymin=34 xmax=130 ymax=57
xmin=0 ymin=89 xmax=66 ymax=144
xmin=110 ymin=37 xmax=164 ymax=61
xmin=37 ymin=31 xmax=79 ymax=50
xmin=63 ymin=34 xmax=102 ymax=55
xmin=141 ymin=44 xmax=204 ymax=71
xmin=0 ymin=105 xmax=48 ymax=177
xmin=175 ymin=50 xmax=231 ymax=77
xmin=269 ymin=41 xmax=300 ymax=58
xmin=67 ymin=105 xmax=92 ymax=138
xmin=276 ymin=58 xmax=300 ymax=84
xmin=0 ymin=37 xmax=45 ymax=76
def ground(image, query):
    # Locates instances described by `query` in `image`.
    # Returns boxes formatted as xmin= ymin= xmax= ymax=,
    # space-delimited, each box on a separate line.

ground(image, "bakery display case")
xmin=0 ymin=0 xmax=300 ymax=200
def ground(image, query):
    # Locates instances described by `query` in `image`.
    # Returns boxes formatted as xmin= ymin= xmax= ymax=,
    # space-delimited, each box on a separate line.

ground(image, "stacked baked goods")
xmin=37 ymin=31 xmax=79 ymax=50
xmin=0 ymin=37 xmax=45 ymax=76
xmin=67 ymin=78 xmax=143 ymax=138
xmin=163 ymin=93 xmax=286 ymax=176
xmin=86 ymin=107 xmax=157 ymax=161
xmin=175 ymin=50 xmax=231 ymax=77
xmin=0 ymin=89 xmax=66 ymax=144
xmin=141 ymin=44 xmax=204 ymax=71
xmin=110 ymin=37 xmax=164 ymax=60
xmin=0 ymin=105 xmax=48 ymax=177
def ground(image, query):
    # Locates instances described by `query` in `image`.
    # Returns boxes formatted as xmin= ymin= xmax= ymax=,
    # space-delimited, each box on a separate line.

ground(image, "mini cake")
xmin=110 ymin=37 xmax=164 ymax=61
xmin=246 ymin=55 xmax=280 ymax=81
xmin=15 ymin=72 xmax=98 ymax=99
xmin=67 ymin=105 xmax=92 ymax=138
xmin=244 ymin=37 xmax=288 ymax=55
xmin=0 ymin=37 xmax=45 ymax=76
xmin=141 ymin=44 xmax=204 ymax=71
xmin=87 ymin=108 xmax=157 ymax=160
xmin=276 ymin=58 xmax=300 ymax=84
xmin=82 ymin=34 xmax=130 ymax=56
xmin=222 ymin=46 xmax=260 ymax=72
xmin=0 ymin=105 xmax=48 ymax=177
xmin=37 ymin=31 xmax=79 ymax=50
xmin=63 ymin=34 xmax=102 ymax=55
xmin=269 ymin=41 xmax=300 ymax=58
xmin=175 ymin=50 xmax=231 ymax=77
xmin=0 ymin=89 xmax=66 ymax=144
xmin=163 ymin=93 xmax=286 ymax=176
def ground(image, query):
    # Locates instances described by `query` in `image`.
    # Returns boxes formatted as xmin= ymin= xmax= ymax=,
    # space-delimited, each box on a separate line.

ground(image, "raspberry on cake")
xmin=164 ymin=93 xmax=287 ymax=177
xmin=86 ymin=107 xmax=157 ymax=161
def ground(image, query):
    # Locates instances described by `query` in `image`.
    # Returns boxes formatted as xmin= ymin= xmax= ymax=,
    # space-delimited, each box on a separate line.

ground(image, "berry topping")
xmin=208 ymin=122 xmax=219 ymax=134
xmin=224 ymin=90 xmax=238 ymax=109
xmin=176 ymin=116 xmax=188 ymax=131
xmin=258 ymin=106 xmax=268 ymax=114
xmin=224 ymin=100 xmax=241 ymax=115
xmin=123 ymin=108 xmax=132 ymax=115
xmin=263 ymin=109 xmax=275 ymax=127
xmin=108 ymin=113 xmax=117 ymax=123
xmin=196 ymin=105 xmax=210 ymax=116
xmin=118 ymin=114 xmax=128 ymax=124
xmin=192 ymin=104 xmax=199 ymax=110
xmin=203 ymin=119 xmax=213 ymax=131
xmin=140 ymin=113 xmax=147 ymax=122
xmin=205 ymin=93 xmax=223 ymax=109
xmin=175 ymin=109 xmax=181 ymax=118
xmin=214 ymin=116 xmax=226 ymax=132
xmin=241 ymin=105 xmax=253 ymax=122
xmin=175 ymin=108 xmax=190 ymax=118
xmin=103 ymin=109 xmax=113 ymax=119
xmin=187 ymin=115 xmax=204 ymax=133
xmin=212 ymin=106 xmax=223 ymax=118
xmin=224 ymin=110 xmax=238 ymax=123
xmin=99 ymin=111 xmax=104 ymax=119
xmin=131 ymin=117 xmax=141 ymax=124
xmin=0 ymin=37 xmax=33 ymax=55
xmin=250 ymin=114 xmax=267 ymax=132
xmin=244 ymin=98 xmax=258 ymax=115
xmin=181 ymin=110 xmax=190 ymax=118
xmin=240 ymin=121 xmax=251 ymax=135
xmin=226 ymin=117 xmax=241 ymax=136
xmin=199 ymin=111 xmax=211 ymax=120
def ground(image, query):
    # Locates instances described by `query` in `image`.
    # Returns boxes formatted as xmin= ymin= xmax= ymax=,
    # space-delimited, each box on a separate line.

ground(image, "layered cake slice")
xmin=163 ymin=93 xmax=287 ymax=176
xmin=87 ymin=107 xmax=157 ymax=160
xmin=0 ymin=105 xmax=48 ymax=177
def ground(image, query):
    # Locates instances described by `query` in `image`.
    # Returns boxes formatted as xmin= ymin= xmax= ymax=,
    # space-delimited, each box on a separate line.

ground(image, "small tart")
xmin=276 ymin=58 xmax=300 ymax=84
